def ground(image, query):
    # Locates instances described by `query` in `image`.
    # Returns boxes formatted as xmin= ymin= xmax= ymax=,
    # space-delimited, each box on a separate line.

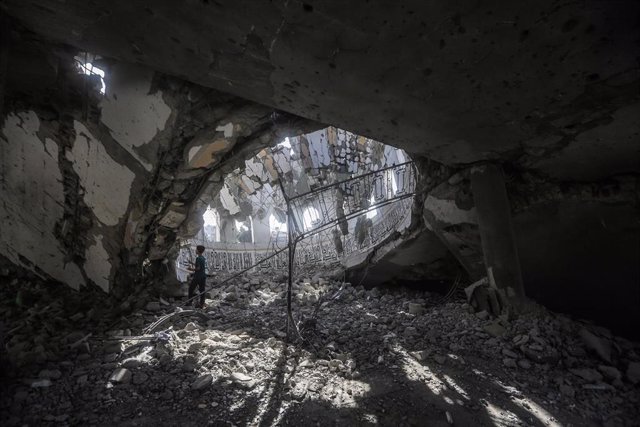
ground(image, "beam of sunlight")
xmin=390 ymin=342 xmax=447 ymax=395
xmin=510 ymin=397 xmax=562 ymax=427
xmin=442 ymin=374 xmax=470 ymax=401
xmin=485 ymin=401 xmax=525 ymax=427
xmin=305 ymin=378 xmax=372 ymax=409
xmin=492 ymin=378 xmax=562 ymax=427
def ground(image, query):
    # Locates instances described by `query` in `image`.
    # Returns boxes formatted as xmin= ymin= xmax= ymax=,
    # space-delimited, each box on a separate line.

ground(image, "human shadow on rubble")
xmin=84 ymin=284 xmax=584 ymax=426
xmin=267 ymin=323 xmax=576 ymax=426
xmin=153 ymin=294 xmax=581 ymax=427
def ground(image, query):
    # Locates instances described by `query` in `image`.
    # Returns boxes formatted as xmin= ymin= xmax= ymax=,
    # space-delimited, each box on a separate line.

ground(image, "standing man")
xmin=188 ymin=245 xmax=207 ymax=309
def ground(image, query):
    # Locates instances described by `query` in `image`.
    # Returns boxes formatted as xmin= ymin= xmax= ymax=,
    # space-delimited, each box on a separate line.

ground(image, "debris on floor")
xmin=1 ymin=273 xmax=638 ymax=426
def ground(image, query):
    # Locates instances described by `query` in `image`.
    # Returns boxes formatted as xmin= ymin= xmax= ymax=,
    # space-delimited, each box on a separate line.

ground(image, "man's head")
xmin=196 ymin=245 xmax=205 ymax=255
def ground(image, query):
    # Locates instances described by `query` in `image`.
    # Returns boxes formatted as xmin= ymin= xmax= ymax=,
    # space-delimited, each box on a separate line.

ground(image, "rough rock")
xmin=579 ymin=327 xmax=612 ymax=363
xmin=626 ymin=362 xmax=640 ymax=384
xmin=570 ymin=368 xmax=603 ymax=383
xmin=132 ymin=372 xmax=149 ymax=385
xmin=503 ymin=358 xmax=517 ymax=368
xmin=559 ymin=384 xmax=575 ymax=398
xmin=475 ymin=310 xmax=489 ymax=320
xmin=598 ymin=365 xmax=622 ymax=382
xmin=29 ymin=379 xmax=52 ymax=388
xmin=145 ymin=301 xmax=161 ymax=312
xmin=192 ymin=374 xmax=213 ymax=390
xmin=408 ymin=303 xmax=424 ymax=315
xmin=483 ymin=322 xmax=506 ymax=337
xmin=109 ymin=368 xmax=132 ymax=384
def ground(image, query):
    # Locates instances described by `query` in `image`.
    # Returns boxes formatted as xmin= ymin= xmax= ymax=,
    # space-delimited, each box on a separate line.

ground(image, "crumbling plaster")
xmin=0 ymin=111 xmax=86 ymax=288
xmin=99 ymin=63 xmax=172 ymax=171
xmin=1 ymin=55 xmax=183 ymax=292
xmin=67 ymin=121 xmax=135 ymax=227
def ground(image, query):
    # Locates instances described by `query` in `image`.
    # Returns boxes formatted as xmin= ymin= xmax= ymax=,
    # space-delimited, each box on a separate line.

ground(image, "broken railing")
xmin=183 ymin=161 xmax=418 ymax=339
xmin=278 ymin=161 xmax=417 ymax=337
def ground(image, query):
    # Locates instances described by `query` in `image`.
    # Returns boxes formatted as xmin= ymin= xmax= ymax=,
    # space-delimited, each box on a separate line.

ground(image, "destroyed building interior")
xmin=0 ymin=1 xmax=638 ymax=426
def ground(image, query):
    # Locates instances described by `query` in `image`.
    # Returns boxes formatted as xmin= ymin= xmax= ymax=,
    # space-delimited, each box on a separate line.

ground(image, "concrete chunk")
xmin=192 ymin=374 xmax=213 ymax=390
xmin=626 ymin=362 xmax=640 ymax=384
xmin=109 ymin=368 xmax=132 ymax=384
xmin=579 ymin=327 xmax=611 ymax=363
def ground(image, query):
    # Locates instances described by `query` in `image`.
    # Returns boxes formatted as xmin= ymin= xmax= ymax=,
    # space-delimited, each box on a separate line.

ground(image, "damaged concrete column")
xmin=470 ymin=163 xmax=525 ymax=311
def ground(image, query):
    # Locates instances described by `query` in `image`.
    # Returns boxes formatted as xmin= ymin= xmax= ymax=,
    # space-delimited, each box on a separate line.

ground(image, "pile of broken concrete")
xmin=1 ymin=271 xmax=639 ymax=425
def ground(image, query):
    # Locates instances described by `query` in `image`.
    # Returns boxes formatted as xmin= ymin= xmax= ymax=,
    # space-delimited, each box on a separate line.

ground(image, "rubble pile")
xmin=0 ymin=267 xmax=117 ymax=371
xmin=1 ymin=272 xmax=638 ymax=426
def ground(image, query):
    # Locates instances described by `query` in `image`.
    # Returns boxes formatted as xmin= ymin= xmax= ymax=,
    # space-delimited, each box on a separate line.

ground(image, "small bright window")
xmin=366 ymin=195 xmax=378 ymax=219
xmin=278 ymin=137 xmax=295 ymax=156
xmin=202 ymin=206 xmax=220 ymax=242
xmin=75 ymin=54 xmax=106 ymax=94
xmin=391 ymin=170 xmax=398 ymax=195
xmin=235 ymin=219 xmax=249 ymax=232
xmin=269 ymin=213 xmax=287 ymax=234
xmin=203 ymin=206 xmax=218 ymax=226
xmin=302 ymin=207 xmax=320 ymax=231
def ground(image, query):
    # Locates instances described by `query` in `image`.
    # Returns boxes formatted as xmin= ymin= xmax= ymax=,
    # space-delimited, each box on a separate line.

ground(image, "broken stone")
xmin=503 ymin=358 xmax=517 ymax=368
xmin=501 ymin=348 xmax=518 ymax=359
xmin=188 ymin=342 xmax=202 ymax=353
xmin=122 ymin=358 xmax=143 ymax=369
xmin=192 ymin=374 xmax=213 ymax=390
xmin=517 ymin=359 xmax=531 ymax=369
xmin=598 ymin=365 xmax=621 ymax=382
xmin=559 ymin=384 xmax=575 ymax=398
xmin=411 ymin=350 xmax=430 ymax=362
xmin=38 ymin=369 xmax=62 ymax=380
xmin=109 ymin=368 xmax=132 ymax=384
xmin=329 ymin=359 xmax=342 ymax=368
xmin=475 ymin=310 xmax=489 ymax=320
xmin=626 ymin=361 xmax=640 ymax=384
xmin=289 ymin=381 xmax=308 ymax=401
xmin=231 ymin=372 xmax=253 ymax=382
xmin=483 ymin=322 xmax=506 ymax=337
xmin=103 ymin=342 xmax=124 ymax=354
xmin=299 ymin=359 xmax=313 ymax=368
xmin=103 ymin=353 xmax=118 ymax=363
xmin=404 ymin=326 xmax=417 ymax=336
xmin=579 ymin=327 xmax=611 ymax=363
xmin=184 ymin=322 xmax=199 ymax=331
xmin=29 ymin=379 xmax=52 ymax=388
xmin=408 ymin=303 xmax=424 ymax=315
xmin=513 ymin=334 xmax=529 ymax=346
xmin=132 ymin=372 xmax=149 ymax=385
xmin=231 ymin=372 xmax=256 ymax=388
xmin=570 ymin=368 xmax=603 ymax=383
xmin=145 ymin=301 xmax=161 ymax=312
xmin=446 ymin=410 xmax=454 ymax=424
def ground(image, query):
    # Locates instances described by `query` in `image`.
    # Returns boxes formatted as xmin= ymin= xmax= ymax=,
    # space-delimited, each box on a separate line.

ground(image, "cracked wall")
xmin=0 ymin=111 xmax=86 ymax=288
xmin=0 ymin=43 xmax=175 ymax=292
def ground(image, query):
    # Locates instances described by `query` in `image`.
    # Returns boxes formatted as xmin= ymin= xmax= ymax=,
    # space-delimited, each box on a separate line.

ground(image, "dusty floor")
xmin=1 ymin=274 xmax=639 ymax=426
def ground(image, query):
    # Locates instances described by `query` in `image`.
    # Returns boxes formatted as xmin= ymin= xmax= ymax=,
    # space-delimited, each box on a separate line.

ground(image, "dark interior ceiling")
xmin=2 ymin=0 xmax=639 ymax=172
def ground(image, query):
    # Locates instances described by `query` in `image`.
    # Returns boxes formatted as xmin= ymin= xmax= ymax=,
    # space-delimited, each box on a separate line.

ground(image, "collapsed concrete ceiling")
xmin=0 ymin=1 xmax=638 ymax=338
xmin=2 ymin=0 xmax=638 ymax=173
